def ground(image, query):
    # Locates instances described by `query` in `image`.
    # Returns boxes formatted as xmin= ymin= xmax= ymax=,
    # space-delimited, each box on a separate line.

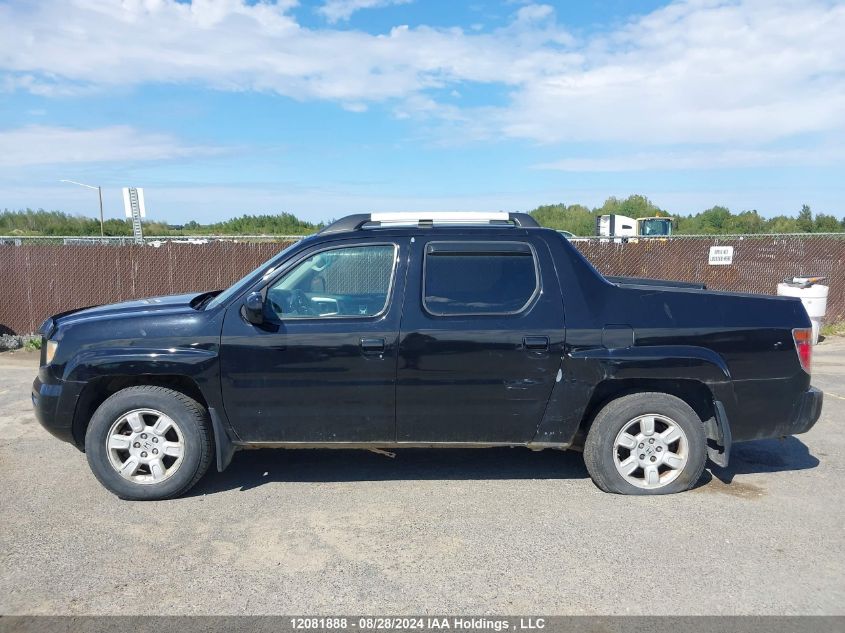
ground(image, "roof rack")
xmin=318 ymin=212 xmax=540 ymax=235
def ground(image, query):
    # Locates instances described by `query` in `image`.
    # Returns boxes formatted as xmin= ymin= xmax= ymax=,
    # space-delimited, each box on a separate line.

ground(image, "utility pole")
xmin=59 ymin=179 xmax=105 ymax=237
xmin=97 ymin=186 xmax=104 ymax=237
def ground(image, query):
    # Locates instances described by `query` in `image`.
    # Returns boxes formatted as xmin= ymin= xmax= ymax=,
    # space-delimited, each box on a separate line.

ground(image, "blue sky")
xmin=1 ymin=0 xmax=843 ymax=224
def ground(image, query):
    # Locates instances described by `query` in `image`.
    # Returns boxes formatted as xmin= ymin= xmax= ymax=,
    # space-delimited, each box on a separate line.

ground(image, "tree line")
xmin=1 ymin=196 xmax=843 ymax=237
xmin=529 ymin=195 xmax=845 ymax=235
xmin=0 ymin=210 xmax=319 ymax=236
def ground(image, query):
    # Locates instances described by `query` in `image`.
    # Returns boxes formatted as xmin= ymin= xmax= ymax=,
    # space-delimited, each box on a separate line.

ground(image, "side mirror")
xmin=243 ymin=292 xmax=265 ymax=325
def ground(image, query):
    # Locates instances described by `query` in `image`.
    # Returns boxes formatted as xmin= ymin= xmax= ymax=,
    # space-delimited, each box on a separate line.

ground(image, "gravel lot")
xmin=1 ymin=341 xmax=843 ymax=615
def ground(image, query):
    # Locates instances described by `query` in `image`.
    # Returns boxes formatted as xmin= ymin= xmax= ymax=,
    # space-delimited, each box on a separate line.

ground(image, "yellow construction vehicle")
xmin=636 ymin=216 xmax=673 ymax=237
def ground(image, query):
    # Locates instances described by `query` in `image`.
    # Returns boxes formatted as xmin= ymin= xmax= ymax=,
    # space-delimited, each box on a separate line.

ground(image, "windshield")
xmin=204 ymin=240 xmax=305 ymax=310
xmin=640 ymin=218 xmax=671 ymax=236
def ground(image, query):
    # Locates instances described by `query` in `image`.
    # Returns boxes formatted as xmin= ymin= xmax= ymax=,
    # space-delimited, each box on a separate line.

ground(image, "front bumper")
xmin=789 ymin=386 xmax=823 ymax=435
xmin=32 ymin=369 xmax=83 ymax=446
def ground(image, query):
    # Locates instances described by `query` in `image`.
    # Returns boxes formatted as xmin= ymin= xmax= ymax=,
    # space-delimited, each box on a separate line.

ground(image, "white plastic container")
xmin=777 ymin=282 xmax=829 ymax=344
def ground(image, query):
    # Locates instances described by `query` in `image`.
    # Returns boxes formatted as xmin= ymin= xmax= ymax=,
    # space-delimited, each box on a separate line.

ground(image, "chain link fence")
xmin=0 ymin=235 xmax=306 ymax=246
xmin=1 ymin=237 xmax=303 ymax=334
xmin=573 ymin=234 xmax=844 ymax=310
xmin=2 ymin=233 xmax=843 ymax=335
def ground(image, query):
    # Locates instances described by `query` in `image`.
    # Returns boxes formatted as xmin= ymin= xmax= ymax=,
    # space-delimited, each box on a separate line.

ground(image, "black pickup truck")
xmin=32 ymin=212 xmax=822 ymax=499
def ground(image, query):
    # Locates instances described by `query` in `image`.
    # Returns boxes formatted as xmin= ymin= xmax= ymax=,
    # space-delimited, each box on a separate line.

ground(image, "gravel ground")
xmin=1 ymin=341 xmax=843 ymax=615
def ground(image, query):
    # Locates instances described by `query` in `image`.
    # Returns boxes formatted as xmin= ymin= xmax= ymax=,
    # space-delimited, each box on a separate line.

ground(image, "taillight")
xmin=792 ymin=328 xmax=812 ymax=374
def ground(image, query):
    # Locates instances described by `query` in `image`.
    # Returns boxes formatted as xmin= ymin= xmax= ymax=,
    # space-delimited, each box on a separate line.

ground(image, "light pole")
xmin=59 ymin=179 xmax=104 ymax=237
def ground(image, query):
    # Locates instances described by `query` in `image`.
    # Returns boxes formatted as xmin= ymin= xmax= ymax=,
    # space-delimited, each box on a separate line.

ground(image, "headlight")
xmin=45 ymin=339 xmax=58 ymax=365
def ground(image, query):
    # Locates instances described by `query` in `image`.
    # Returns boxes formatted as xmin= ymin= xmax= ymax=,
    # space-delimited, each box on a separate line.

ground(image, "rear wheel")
xmin=85 ymin=386 xmax=213 ymax=500
xmin=583 ymin=392 xmax=706 ymax=495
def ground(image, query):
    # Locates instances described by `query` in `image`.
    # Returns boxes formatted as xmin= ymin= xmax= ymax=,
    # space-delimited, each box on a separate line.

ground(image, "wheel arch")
xmin=573 ymin=377 xmax=718 ymax=448
xmin=71 ymin=374 xmax=209 ymax=450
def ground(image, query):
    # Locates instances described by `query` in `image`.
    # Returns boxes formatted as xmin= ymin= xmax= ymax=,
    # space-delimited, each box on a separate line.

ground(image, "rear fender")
xmin=533 ymin=345 xmax=736 ymax=448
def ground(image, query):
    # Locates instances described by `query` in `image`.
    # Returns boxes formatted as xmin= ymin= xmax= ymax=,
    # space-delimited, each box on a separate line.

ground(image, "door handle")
xmin=360 ymin=337 xmax=386 ymax=353
xmin=523 ymin=335 xmax=549 ymax=351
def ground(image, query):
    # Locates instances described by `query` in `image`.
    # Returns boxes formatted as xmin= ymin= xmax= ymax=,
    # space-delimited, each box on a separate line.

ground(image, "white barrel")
xmin=777 ymin=283 xmax=829 ymax=344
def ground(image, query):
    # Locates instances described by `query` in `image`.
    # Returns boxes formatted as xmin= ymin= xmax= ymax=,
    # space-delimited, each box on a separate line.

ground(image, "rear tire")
xmin=583 ymin=392 xmax=706 ymax=495
xmin=85 ymin=386 xmax=213 ymax=500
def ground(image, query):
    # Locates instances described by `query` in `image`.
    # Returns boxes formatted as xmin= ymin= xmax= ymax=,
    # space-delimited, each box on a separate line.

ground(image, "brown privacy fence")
xmin=1 ymin=240 xmax=297 ymax=335
xmin=575 ymin=235 xmax=844 ymax=318
xmin=1 ymin=234 xmax=843 ymax=335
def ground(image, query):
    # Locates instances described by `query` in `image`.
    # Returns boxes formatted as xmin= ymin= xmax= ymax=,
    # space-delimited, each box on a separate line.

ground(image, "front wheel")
xmin=583 ymin=392 xmax=707 ymax=495
xmin=85 ymin=386 xmax=213 ymax=500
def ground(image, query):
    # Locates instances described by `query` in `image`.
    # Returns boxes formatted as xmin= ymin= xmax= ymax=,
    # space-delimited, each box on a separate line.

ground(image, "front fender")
xmin=60 ymin=345 xmax=228 ymax=451
xmin=62 ymin=345 xmax=222 ymax=415
xmin=63 ymin=346 xmax=217 ymax=379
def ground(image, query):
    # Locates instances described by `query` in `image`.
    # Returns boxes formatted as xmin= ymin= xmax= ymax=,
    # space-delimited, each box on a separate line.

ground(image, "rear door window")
xmin=423 ymin=241 xmax=539 ymax=316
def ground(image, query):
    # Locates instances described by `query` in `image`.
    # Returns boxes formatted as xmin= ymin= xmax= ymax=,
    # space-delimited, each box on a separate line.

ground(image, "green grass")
xmin=23 ymin=337 xmax=42 ymax=351
xmin=821 ymin=321 xmax=845 ymax=338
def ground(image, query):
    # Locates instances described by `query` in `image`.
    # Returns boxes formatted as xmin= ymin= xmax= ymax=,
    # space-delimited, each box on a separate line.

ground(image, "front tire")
xmin=583 ymin=392 xmax=706 ymax=495
xmin=85 ymin=386 xmax=213 ymax=500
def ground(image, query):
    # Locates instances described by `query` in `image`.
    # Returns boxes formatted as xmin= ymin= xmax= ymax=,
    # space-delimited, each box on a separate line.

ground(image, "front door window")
xmin=265 ymin=244 xmax=396 ymax=319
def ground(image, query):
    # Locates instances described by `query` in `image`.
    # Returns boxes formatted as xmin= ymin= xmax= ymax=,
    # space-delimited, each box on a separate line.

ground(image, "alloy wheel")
xmin=612 ymin=414 xmax=689 ymax=489
xmin=105 ymin=409 xmax=185 ymax=485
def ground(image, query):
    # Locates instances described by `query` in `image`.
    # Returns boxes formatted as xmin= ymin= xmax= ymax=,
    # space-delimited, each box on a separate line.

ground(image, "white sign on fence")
xmin=708 ymin=245 xmax=734 ymax=265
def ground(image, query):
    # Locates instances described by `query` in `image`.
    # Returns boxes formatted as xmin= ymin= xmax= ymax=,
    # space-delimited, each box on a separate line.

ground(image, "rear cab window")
xmin=423 ymin=241 xmax=540 ymax=316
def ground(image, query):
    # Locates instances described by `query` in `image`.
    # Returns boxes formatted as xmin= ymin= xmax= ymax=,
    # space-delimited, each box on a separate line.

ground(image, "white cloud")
xmin=0 ymin=0 xmax=843 ymax=162
xmin=0 ymin=125 xmax=221 ymax=167
xmin=514 ymin=4 xmax=555 ymax=24
xmin=318 ymin=0 xmax=412 ymax=23
xmin=534 ymin=146 xmax=845 ymax=172
xmin=494 ymin=0 xmax=845 ymax=144
xmin=0 ymin=0 xmax=574 ymax=103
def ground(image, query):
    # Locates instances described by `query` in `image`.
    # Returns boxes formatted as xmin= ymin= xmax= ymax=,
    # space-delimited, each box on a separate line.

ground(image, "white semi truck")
xmin=596 ymin=214 xmax=673 ymax=238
